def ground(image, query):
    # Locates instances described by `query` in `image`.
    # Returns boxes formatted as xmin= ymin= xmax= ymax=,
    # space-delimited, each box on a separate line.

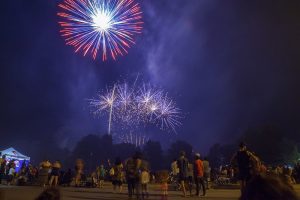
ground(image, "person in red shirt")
xmin=194 ymin=153 xmax=206 ymax=197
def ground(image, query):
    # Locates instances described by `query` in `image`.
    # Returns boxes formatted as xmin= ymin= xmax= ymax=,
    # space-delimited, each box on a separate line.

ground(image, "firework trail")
xmin=89 ymin=85 xmax=116 ymax=135
xmin=108 ymin=85 xmax=116 ymax=135
xmin=58 ymin=0 xmax=143 ymax=61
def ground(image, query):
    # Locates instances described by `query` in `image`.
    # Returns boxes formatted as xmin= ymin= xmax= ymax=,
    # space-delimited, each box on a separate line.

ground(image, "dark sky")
xmin=1 ymin=0 xmax=300 ymax=154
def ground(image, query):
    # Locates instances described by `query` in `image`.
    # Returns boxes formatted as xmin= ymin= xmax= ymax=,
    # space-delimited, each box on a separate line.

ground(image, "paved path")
xmin=0 ymin=184 xmax=300 ymax=200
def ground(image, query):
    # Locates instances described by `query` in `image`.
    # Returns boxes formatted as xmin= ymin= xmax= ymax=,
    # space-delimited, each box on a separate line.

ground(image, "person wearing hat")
xmin=194 ymin=153 xmax=206 ymax=197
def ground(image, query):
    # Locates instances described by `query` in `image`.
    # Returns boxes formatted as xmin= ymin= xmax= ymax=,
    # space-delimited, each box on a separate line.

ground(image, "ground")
xmin=1 ymin=184 xmax=300 ymax=200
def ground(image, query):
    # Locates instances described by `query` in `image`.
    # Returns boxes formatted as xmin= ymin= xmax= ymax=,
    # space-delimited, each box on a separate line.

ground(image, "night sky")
xmin=1 ymin=0 xmax=300 ymax=155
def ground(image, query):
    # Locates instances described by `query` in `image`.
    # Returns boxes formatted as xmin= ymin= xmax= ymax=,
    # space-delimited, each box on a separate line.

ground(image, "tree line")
xmin=28 ymin=124 xmax=300 ymax=171
xmin=207 ymin=125 xmax=300 ymax=168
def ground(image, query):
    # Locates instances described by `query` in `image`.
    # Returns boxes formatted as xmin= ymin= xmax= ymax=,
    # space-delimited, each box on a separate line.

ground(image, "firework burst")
xmin=136 ymin=84 xmax=162 ymax=123
xmin=89 ymin=81 xmax=182 ymax=136
xmin=156 ymin=95 xmax=182 ymax=133
xmin=58 ymin=0 xmax=143 ymax=61
xmin=90 ymin=88 xmax=115 ymax=114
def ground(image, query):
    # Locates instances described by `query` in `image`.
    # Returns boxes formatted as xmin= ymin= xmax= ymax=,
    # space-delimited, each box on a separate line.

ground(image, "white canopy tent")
xmin=0 ymin=147 xmax=30 ymax=161
xmin=0 ymin=147 xmax=30 ymax=172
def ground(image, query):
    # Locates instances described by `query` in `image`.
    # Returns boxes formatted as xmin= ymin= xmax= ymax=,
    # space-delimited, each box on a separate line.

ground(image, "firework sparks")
xmin=156 ymin=95 xmax=182 ymax=133
xmin=58 ymin=0 xmax=143 ymax=61
xmin=136 ymin=84 xmax=162 ymax=122
xmin=117 ymin=132 xmax=149 ymax=147
xmin=89 ymin=81 xmax=182 ymax=135
xmin=117 ymin=83 xmax=134 ymax=110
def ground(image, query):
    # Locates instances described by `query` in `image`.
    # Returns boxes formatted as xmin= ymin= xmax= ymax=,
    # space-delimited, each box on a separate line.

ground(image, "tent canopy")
xmin=0 ymin=147 xmax=30 ymax=161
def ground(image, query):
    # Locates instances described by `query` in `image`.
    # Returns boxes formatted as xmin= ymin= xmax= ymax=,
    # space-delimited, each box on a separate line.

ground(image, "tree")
xmin=167 ymin=140 xmax=193 ymax=164
xmin=72 ymin=134 xmax=102 ymax=172
xmin=98 ymin=134 xmax=114 ymax=163
xmin=279 ymin=138 xmax=300 ymax=165
xmin=27 ymin=139 xmax=71 ymax=167
xmin=143 ymin=140 xmax=164 ymax=170
xmin=114 ymin=143 xmax=137 ymax=161
xmin=240 ymin=125 xmax=283 ymax=163
xmin=207 ymin=143 xmax=236 ymax=168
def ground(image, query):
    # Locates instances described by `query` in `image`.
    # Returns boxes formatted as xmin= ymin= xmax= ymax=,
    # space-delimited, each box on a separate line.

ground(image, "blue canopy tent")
xmin=0 ymin=147 xmax=30 ymax=172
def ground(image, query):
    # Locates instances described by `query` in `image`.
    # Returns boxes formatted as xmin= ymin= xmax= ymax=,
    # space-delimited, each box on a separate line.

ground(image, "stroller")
xmin=168 ymin=172 xmax=181 ymax=191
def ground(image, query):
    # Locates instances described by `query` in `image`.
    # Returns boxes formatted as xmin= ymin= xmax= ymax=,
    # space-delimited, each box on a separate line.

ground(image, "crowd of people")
xmin=0 ymin=157 xmax=66 ymax=187
xmin=0 ymin=151 xmax=209 ymax=198
xmin=169 ymin=151 xmax=209 ymax=197
xmin=1 ymin=144 xmax=300 ymax=200
xmin=229 ymin=142 xmax=300 ymax=200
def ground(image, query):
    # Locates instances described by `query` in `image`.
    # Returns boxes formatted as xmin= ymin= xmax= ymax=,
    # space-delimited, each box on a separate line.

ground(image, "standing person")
xmin=39 ymin=160 xmax=51 ymax=187
xmin=30 ymin=165 xmax=38 ymax=184
xmin=187 ymin=162 xmax=194 ymax=196
xmin=141 ymin=167 xmax=150 ymax=199
xmin=49 ymin=161 xmax=61 ymax=187
xmin=75 ymin=159 xmax=84 ymax=187
xmin=177 ymin=151 xmax=189 ymax=197
xmin=7 ymin=163 xmax=16 ymax=185
xmin=97 ymin=165 xmax=106 ymax=188
xmin=18 ymin=162 xmax=28 ymax=186
xmin=134 ymin=152 xmax=144 ymax=200
xmin=231 ymin=142 xmax=259 ymax=195
xmin=158 ymin=170 xmax=169 ymax=199
xmin=6 ymin=161 xmax=12 ymax=176
xmin=62 ymin=169 xmax=72 ymax=187
xmin=28 ymin=164 xmax=34 ymax=184
xmin=170 ymin=158 xmax=179 ymax=190
xmin=125 ymin=157 xmax=136 ymax=198
xmin=111 ymin=157 xmax=124 ymax=193
xmin=194 ymin=153 xmax=206 ymax=197
xmin=295 ymin=162 xmax=300 ymax=183
xmin=171 ymin=159 xmax=179 ymax=177
xmin=107 ymin=159 xmax=111 ymax=168
xmin=0 ymin=155 xmax=7 ymax=184
xmin=91 ymin=171 xmax=98 ymax=187
xmin=203 ymin=157 xmax=210 ymax=189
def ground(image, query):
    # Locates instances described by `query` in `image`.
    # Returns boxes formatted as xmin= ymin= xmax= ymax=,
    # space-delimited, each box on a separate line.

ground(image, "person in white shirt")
xmin=203 ymin=157 xmax=210 ymax=189
xmin=7 ymin=165 xmax=15 ymax=185
xmin=171 ymin=159 xmax=179 ymax=176
xmin=141 ymin=168 xmax=150 ymax=198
